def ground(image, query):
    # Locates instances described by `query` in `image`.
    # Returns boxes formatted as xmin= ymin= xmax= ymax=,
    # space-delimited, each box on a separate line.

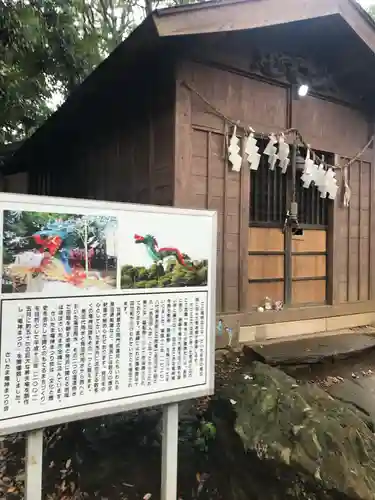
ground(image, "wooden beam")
xmin=340 ymin=0 xmax=375 ymax=55
xmin=154 ymin=0 xmax=375 ymax=57
xmin=218 ymin=299 xmax=375 ymax=328
xmin=154 ymin=0 xmax=340 ymax=37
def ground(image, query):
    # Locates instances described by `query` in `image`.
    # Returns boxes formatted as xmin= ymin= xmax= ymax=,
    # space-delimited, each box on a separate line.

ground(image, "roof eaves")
xmin=154 ymin=0 xmax=247 ymax=17
xmin=152 ymin=0 xmax=341 ymax=37
xmin=348 ymin=0 xmax=375 ymax=29
xmin=5 ymin=15 xmax=160 ymax=173
xmin=340 ymin=0 xmax=375 ymax=54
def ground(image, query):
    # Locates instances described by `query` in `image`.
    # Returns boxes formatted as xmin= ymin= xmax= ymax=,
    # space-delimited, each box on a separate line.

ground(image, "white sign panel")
xmin=0 ymin=193 xmax=216 ymax=435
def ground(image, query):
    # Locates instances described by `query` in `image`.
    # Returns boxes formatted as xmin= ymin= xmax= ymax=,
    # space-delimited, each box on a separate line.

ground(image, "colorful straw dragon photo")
xmin=120 ymin=233 xmax=208 ymax=289
xmin=2 ymin=211 xmax=117 ymax=294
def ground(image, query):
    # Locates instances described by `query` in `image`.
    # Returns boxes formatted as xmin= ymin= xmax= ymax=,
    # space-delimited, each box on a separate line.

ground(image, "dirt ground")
xmin=3 ymin=346 xmax=375 ymax=499
xmin=283 ymin=347 xmax=375 ymax=388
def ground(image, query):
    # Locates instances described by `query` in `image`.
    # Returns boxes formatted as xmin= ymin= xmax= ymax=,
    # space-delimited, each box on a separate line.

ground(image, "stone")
xmin=209 ymin=361 xmax=375 ymax=499
xmin=326 ymin=378 xmax=375 ymax=430
xmin=250 ymin=333 xmax=375 ymax=366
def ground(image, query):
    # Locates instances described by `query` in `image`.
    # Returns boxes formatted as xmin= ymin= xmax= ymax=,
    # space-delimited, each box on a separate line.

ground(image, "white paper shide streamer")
xmin=228 ymin=125 xmax=242 ymax=172
xmin=226 ymin=125 xmax=340 ymax=201
xmin=315 ymin=162 xmax=327 ymax=194
xmin=324 ymin=168 xmax=339 ymax=200
xmin=300 ymin=149 xmax=316 ymax=188
xmin=277 ymin=133 xmax=290 ymax=174
xmin=263 ymin=133 xmax=278 ymax=170
xmin=244 ymin=128 xmax=261 ymax=170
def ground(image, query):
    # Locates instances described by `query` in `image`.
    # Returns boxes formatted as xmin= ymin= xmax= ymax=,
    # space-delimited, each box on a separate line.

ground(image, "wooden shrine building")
xmin=3 ymin=0 xmax=375 ymax=344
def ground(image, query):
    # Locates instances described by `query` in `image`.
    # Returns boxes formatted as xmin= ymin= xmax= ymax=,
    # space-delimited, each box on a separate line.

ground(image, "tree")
xmin=0 ymin=0 xmax=101 ymax=143
xmin=73 ymin=0 xmax=138 ymax=56
xmin=367 ymin=3 xmax=375 ymax=19
xmin=1 ymin=0 xmax=201 ymax=144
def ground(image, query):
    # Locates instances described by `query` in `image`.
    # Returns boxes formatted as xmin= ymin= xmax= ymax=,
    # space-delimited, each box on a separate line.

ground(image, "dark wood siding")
xmin=175 ymin=58 xmax=375 ymax=318
xmin=3 ymin=172 xmax=28 ymax=193
xmin=27 ymin=55 xmax=176 ymax=208
xmin=6 ymin=46 xmax=375 ymax=326
xmin=333 ymin=160 xmax=372 ymax=303
xmin=175 ymin=61 xmax=288 ymax=313
xmin=292 ymin=96 xmax=372 ymax=304
xmin=293 ymin=97 xmax=370 ymax=158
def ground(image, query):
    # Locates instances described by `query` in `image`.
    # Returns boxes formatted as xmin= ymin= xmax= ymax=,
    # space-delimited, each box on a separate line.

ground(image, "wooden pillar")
xmin=326 ymin=154 xmax=340 ymax=304
xmin=370 ymin=127 xmax=375 ymax=299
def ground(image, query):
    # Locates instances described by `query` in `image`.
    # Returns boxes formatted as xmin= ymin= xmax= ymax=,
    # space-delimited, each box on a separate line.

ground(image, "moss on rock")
xmin=209 ymin=361 xmax=375 ymax=500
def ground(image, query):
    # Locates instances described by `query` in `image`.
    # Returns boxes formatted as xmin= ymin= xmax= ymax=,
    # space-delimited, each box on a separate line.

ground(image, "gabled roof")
xmin=4 ymin=0 xmax=375 ymax=173
xmin=153 ymin=0 xmax=375 ymax=54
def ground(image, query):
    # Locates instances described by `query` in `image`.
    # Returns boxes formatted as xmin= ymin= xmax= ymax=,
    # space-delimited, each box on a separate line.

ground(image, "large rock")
xmin=209 ymin=361 xmax=375 ymax=500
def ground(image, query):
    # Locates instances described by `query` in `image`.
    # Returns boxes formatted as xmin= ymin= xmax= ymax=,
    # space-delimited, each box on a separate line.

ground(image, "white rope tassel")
xmin=343 ymin=166 xmax=351 ymax=207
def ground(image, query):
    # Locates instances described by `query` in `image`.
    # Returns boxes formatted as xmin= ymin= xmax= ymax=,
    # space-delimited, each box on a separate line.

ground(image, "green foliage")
xmin=120 ymin=258 xmax=208 ymax=289
xmin=194 ymin=419 xmax=216 ymax=452
xmin=73 ymin=0 xmax=137 ymax=56
xmin=367 ymin=4 xmax=375 ymax=19
xmin=1 ymin=0 xmax=102 ymax=142
xmin=2 ymin=210 xmax=113 ymax=264
xmin=3 ymin=210 xmax=68 ymax=263
xmin=1 ymin=0 xmax=205 ymax=143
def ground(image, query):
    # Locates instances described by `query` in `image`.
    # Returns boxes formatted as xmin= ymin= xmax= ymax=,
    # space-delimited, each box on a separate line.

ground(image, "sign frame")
xmin=0 ymin=192 xmax=217 ymax=436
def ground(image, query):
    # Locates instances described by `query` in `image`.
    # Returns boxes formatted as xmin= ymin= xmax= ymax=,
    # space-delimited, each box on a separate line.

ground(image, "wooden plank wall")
xmin=176 ymin=60 xmax=374 ymax=316
xmin=3 ymin=172 xmax=28 ymax=194
xmin=293 ymin=96 xmax=373 ymax=304
xmin=291 ymin=230 xmax=327 ymax=305
xmin=335 ymin=160 xmax=372 ymax=302
xmin=247 ymin=227 xmax=327 ymax=308
xmin=190 ymin=127 xmax=242 ymax=312
xmin=292 ymin=96 xmax=369 ymax=157
xmin=26 ymin=58 xmax=176 ymax=208
xmin=248 ymin=227 xmax=284 ymax=308
xmin=41 ymin=96 xmax=175 ymax=206
xmin=175 ymin=61 xmax=288 ymax=313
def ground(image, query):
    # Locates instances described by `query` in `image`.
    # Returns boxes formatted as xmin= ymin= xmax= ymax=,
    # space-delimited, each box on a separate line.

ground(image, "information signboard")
xmin=0 ymin=193 xmax=216 ymax=436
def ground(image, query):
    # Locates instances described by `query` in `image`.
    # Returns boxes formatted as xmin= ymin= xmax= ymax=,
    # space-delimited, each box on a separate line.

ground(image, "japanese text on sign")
xmin=0 ymin=292 xmax=207 ymax=420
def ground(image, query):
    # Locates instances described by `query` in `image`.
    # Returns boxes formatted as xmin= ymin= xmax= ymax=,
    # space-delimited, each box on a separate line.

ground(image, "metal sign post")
xmin=161 ymin=403 xmax=179 ymax=500
xmin=25 ymin=429 xmax=43 ymax=500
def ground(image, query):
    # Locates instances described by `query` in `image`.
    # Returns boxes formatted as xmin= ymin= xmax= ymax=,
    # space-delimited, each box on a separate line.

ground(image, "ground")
xmin=3 ymin=332 xmax=375 ymax=499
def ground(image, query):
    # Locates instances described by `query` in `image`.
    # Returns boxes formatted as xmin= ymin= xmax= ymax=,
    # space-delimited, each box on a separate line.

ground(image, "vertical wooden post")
xmin=370 ymin=130 xmax=375 ymax=299
xmin=326 ymin=154 xmax=340 ymax=305
xmin=239 ymin=135 xmax=249 ymax=312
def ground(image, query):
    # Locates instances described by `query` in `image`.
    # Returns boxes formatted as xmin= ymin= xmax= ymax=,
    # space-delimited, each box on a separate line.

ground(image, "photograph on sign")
xmin=118 ymin=212 xmax=208 ymax=290
xmin=2 ymin=210 xmax=118 ymax=294
xmin=0 ymin=193 xmax=216 ymax=435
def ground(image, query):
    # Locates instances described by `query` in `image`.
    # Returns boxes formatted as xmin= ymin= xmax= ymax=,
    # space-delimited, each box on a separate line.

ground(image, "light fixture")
xmin=291 ymin=82 xmax=310 ymax=100
xmin=297 ymin=84 xmax=309 ymax=98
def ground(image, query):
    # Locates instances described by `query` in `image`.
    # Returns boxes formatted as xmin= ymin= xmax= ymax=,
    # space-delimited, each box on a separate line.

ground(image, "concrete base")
xmin=239 ymin=312 xmax=375 ymax=344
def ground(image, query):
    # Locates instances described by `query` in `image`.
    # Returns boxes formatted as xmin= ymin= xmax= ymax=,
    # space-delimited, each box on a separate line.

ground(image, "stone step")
xmin=248 ymin=329 xmax=375 ymax=365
